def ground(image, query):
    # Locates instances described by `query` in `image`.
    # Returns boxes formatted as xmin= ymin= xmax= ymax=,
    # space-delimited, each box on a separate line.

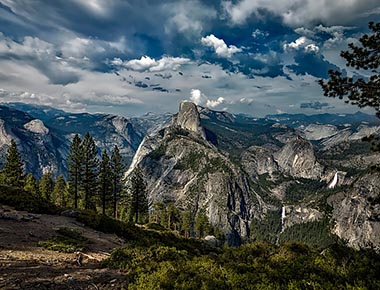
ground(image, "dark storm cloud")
xmin=0 ymin=0 xmax=379 ymax=115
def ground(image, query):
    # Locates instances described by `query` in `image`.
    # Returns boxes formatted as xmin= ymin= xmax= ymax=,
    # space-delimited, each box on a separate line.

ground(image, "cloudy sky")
xmin=0 ymin=0 xmax=379 ymax=117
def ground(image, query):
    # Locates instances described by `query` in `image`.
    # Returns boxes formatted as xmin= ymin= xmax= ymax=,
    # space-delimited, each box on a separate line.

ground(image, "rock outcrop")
xmin=126 ymin=102 xmax=258 ymax=245
xmin=328 ymin=172 xmax=380 ymax=251
xmin=274 ymin=136 xmax=323 ymax=179
xmin=173 ymin=102 xmax=206 ymax=140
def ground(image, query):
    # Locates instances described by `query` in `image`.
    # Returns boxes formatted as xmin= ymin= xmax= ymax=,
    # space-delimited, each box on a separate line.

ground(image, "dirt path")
xmin=0 ymin=206 xmax=128 ymax=289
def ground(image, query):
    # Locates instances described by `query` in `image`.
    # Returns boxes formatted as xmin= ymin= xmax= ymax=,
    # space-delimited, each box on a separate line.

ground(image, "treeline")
xmin=0 ymin=137 xmax=215 ymax=239
xmin=0 ymin=136 xmax=145 ymax=222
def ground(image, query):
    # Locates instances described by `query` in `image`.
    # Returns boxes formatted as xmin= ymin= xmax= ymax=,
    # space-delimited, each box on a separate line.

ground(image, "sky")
xmin=0 ymin=0 xmax=379 ymax=117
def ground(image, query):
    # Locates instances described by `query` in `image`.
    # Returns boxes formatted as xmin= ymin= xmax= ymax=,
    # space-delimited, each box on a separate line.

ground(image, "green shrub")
xmin=0 ymin=185 xmax=59 ymax=214
xmin=38 ymin=227 xmax=87 ymax=253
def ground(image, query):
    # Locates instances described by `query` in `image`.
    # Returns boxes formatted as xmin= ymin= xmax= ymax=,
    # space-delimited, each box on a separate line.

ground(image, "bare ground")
xmin=0 ymin=205 xmax=129 ymax=289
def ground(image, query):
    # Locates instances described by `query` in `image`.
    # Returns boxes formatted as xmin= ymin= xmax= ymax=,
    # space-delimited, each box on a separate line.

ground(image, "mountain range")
xmin=1 ymin=101 xmax=380 ymax=249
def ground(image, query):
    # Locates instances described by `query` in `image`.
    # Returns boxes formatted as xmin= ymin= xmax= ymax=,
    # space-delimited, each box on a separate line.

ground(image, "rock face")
xmin=329 ymin=172 xmax=380 ymax=251
xmin=126 ymin=102 xmax=257 ymax=245
xmin=174 ymin=102 xmax=206 ymax=139
xmin=274 ymin=136 xmax=323 ymax=179
xmin=241 ymin=146 xmax=278 ymax=178
xmin=24 ymin=119 xmax=49 ymax=135
xmin=0 ymin=105 xmax=143 ymax=178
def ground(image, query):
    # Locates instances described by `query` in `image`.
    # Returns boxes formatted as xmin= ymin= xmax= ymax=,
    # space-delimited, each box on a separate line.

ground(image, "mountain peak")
xmin=175 ymin=101 xmax=206 ymax=139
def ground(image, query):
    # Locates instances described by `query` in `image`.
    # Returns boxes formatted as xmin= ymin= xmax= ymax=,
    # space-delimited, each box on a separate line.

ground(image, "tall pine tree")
xmin=40 ymin=172 xmax=54 ymax=202
xmin=67 ymin=134 xmax=83 ymax=208
xmin=127 ymin=167 xmax=148 ymax=223
xmin=1 ymin=139 xmax=24 ymax=187
xmin=52 ymin=175 xmax=67 ymax=207
xmin=81 ymin=132 xmax=98 ymax=210
xmin=111 ymin=145 xmax=124 ymax=218
xmin=99 ymin=149 xmax=112 ymax=215
xmin=24 ymin=173 xmax=40 ymax=197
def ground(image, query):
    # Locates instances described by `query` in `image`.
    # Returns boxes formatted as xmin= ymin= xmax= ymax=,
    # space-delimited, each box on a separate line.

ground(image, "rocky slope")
xmin=127 ymin=102 xmax=260 ymax=245
xmin=0 ymin=104 xmax=144 ymax=178
xmin=126 ymin=102 xmax=380 ymax=249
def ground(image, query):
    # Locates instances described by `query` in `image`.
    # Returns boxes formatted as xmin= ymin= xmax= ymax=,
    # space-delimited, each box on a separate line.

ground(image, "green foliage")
xmin=319 ymin=21 xmax=380 ymax=151
xmin=0 ymin=139 xmax=25 ymax=187
xmin=194 ymin=210 xmax=211 ymax=238
xmin=99 ymin=149 xmax=112 ymax=215
xmin=182 ymin=210 xmax=192 ymax=238
xmin=67 ymin=134 xmax=82 ymax=209
xmin=279 ymin=219 xmax=338 ymax=248
xmin=104 ymin=240 xmax=380 ymax=289
xmin=126 ymin=167 xmax=148 ymax=223
xmin=0 ymin=184 xmax=58 ymax=214
xmin=147 ymin=143 xmax=167 ymax=160
xmin=319 ymin=22 xmax=380 ymax=116
xmin=38 ymin=227 xmax=87 ymax=253
xmin=24 ymin=173 xmax=40 ymax=197
xmin=250 ymin=210 xmax=281 ymax=244
xmin=110 ymin=145 xmax=124 ymax=218
xmin=39 ymin=172 xmax=55 ymax=202
xmin=174 ymin=151 xmax=204 ymax=171
xmin=81 ymin=132 xmax=98 ymax=210
xmin=285 ymin=179 xmax=326 ymax=204
xmin=52 ymin=174 xmax=67 ymax=207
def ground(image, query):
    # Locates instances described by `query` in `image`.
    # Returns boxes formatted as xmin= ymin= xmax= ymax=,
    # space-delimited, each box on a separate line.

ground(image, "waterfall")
xmin=328 ymin=172 xmax=338 ymax=189
xmin=276 ymin=206 xmax=286 ymax=245
xmin=280 ymin=206 xmax=286 ymax=233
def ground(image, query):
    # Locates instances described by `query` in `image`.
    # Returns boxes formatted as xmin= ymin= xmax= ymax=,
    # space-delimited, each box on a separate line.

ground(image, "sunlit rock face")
xmin=329 ymin=172 xmax=380 ymax=251
xmin=126 ymin=102 xmax=258 ymax=246
xmin=274 ymin=136 xmax=323 ymax=179
xmin=173 ymin=101 xmax=206 ymax=140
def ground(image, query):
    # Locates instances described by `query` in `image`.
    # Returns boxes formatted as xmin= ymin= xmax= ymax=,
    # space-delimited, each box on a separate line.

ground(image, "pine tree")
xmin=319 ymin=21 xmax=380 ymax=151
xmin=24 ymin=173 xmax=40 ymax=197
xmin=99 ymin=149 xmax=112 ymax=215
xmin=111 ymin=145 xmax=124 ymax=218
xmin=52 ymin=175 xmax=67 ymax=207
xmin=182 ymin=210 xmax=192 ymax=238
xmin=1 ymin=139 xmax=24 ymax=187
xmin=127 ymin=167 xmax=148 ymax=223
xmin=40 ymin=172 xmax=54 ymax=202
xmin=166 ymin=204 xmax=181 ymax=231
xmin=67 ymin=134 xmax=83 ymax=208
xmin=195 ymin=210 xmax=210 ymax=238
xmin=81 ymin=132 xmax=98 ymax=210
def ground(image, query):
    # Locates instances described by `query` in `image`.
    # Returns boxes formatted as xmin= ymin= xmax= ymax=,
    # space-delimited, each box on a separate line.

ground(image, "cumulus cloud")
xmin=206 ymin=97 xmax=225 ymax=108
xmin=201 ymin=34 xmax=242 ymax=58
xmin=190 ymin=89 xmax=226 ymax=109
xmin=190 ymin=89 xmax=206 ymax=105
xmin=223 ymin=0 xmax=380 ymax=27
xmin=112 ymin=56 xmax=191 ymax=72
xmin=283 ymin=37 xmax=319 ymax=53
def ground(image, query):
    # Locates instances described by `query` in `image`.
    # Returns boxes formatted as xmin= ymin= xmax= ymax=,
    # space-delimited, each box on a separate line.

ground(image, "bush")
xmin=0 ymin=185 xmax=59 ymax=214
xmin=38 ymin=227 xmax=87 ymax=253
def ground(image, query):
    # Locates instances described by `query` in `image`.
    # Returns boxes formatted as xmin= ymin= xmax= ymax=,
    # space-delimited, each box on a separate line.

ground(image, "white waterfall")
xmin=328 ymin=172 xmax=338 ymax=189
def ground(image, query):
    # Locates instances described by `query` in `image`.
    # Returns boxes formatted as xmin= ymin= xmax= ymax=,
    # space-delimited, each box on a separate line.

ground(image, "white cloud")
xmin=190 ymin=89 xmax=225 ymax=109
xmin=283 ymin=37 xmax=319 ymax=53
xmin=164 ymin=1 xmax=217 ymax=35
xmin=201 ymin=34 xmax=242 ymax=58
xmin=206 ymin=97 xmax=225 ymax=108
xmin=223 ymin=0 xmax=380 ymax=27
xmin=190 ymin=89 xmax=206 ymax=105
xmin=252 ymin=29 xmax=269 ymax=39
xmin=113 ymin=56 xmax=191 ymax=72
